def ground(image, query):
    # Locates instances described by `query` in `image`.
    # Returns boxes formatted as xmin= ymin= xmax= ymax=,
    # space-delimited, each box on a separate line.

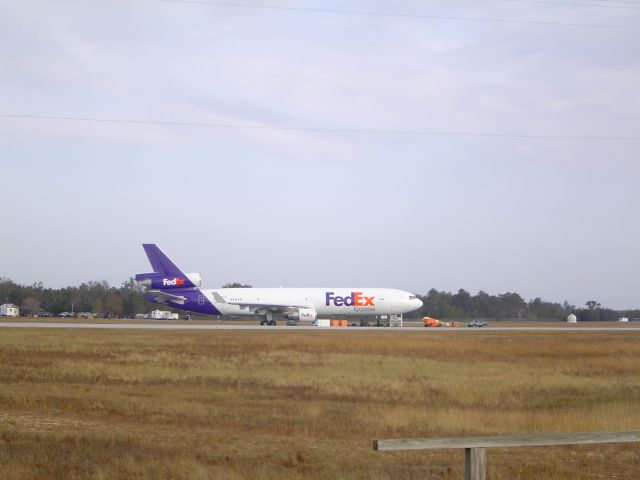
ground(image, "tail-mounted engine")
xmin=135 ymin=272 xmax=202 ymax=289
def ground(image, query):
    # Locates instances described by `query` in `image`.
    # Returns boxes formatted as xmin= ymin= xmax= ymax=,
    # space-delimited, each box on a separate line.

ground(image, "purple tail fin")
xmin=137 ymin=245 xmax=216 ymax=313
xmin=142 ymin=244 xmax=185 ymax=276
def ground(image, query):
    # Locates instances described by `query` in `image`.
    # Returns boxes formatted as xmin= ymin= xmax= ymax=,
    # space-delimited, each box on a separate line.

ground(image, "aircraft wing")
xmin=211 ymin=292 xmax=310 ymax=314
xmin=148 ymin=290 xmax=187 ymax=305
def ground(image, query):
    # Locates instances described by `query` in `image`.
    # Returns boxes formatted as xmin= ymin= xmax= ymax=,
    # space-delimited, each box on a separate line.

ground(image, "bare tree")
xmin=21 ymin=296 xmax=41 ymax=316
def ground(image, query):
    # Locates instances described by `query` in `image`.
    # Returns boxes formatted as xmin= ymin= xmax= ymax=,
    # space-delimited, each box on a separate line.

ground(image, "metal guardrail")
xmin=374 ymin=430 xmax=640 ymax=480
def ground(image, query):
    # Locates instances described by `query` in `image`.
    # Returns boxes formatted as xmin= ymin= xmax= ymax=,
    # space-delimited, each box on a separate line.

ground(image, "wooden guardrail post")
xmin=464 ymin=447 xmax=485 ymax=480
xmin=374 ymin=430 xmax=640 ymax=479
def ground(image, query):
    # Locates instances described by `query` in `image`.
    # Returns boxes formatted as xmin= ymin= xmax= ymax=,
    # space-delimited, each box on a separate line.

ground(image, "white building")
xmin=0 ymin=304 xmax=20 ymax=317
xmin=618 ymin=317 xmax=629 ymax=323
xmin=566 ymin=313 xmax=577 ymax=323
xmin=150 ymin=309 xmax=179 ymax=320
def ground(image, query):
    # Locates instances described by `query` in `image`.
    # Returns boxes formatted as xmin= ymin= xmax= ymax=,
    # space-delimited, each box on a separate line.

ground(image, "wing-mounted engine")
xmin=285 ymin=307 xmax=317 ymax=322
xmin=135 ymin=272 xmax=201 ymax=289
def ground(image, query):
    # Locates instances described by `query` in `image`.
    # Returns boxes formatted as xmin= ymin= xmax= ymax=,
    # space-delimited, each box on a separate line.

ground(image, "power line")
xmin=505 ymin=0 xmax=640 ymax=9
xmin=2 ymin=113 xmax=639 ymax=142
xmin=582 ymin=0 xmax=640 ymax=4
xmin=158 ymin=0 xmax=640 ymax=29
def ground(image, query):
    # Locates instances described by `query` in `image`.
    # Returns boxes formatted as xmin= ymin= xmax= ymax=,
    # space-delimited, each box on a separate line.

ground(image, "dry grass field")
xmin=0 ymin=328 xmax=639 ymax=479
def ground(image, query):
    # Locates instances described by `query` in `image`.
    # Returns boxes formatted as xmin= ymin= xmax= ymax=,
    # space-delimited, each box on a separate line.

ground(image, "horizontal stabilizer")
xmin=148 ymin=290 xmax=186 ymax=305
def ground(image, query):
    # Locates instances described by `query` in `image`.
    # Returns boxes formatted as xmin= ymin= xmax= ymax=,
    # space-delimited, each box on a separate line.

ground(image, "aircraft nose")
xmin=413 ymin=297 xmax=423 ymax=310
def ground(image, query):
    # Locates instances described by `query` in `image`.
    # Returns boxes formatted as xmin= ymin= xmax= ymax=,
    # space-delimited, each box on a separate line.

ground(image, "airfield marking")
xmin=0 ymin=322 xmax=639 ymax=332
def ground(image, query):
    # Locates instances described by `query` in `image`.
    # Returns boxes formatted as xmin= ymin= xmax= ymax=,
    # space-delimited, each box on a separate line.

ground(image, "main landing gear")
xmin=260 ymin=313 xmax=277 ymax=326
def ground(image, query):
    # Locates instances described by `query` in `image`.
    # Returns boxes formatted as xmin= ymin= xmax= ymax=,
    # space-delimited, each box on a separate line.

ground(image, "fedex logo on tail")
xmin=163 ymin=277 xmax=186 ymax=287
xmin=325 ymin=291 xmax=375 ymax=307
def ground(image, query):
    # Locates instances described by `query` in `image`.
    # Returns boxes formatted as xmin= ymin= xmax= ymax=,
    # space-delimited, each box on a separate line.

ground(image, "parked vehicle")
xmin=467 ymin=319 xmax=488 ymax=328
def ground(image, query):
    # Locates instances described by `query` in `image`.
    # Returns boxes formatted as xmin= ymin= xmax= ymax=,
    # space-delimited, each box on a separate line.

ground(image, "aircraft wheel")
xmin=260 ymin=319 xmax=269 ymax=326
xmin=268 ymin=320 xmax=277 ymax=326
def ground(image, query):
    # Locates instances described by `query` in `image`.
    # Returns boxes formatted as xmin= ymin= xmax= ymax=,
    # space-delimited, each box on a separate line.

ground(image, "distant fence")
xmin=374 ymin=430 xmax=640 ymax=480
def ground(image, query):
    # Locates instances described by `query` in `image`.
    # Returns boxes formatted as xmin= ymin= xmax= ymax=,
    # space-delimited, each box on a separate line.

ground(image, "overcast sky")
xmin=1 ymin=1 xmax=639 ymax=309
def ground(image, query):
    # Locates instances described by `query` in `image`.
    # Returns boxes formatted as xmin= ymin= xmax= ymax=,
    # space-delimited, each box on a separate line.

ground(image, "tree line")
xmin=0 ymin=278 xmax=637 ymax=321
xmin=0 ymin=278 xmax=147 ymax=317
xmin=0 ymin=278 xmax=262 ymax=317
xmin=412 ymin=288 xmax=639 ymax=322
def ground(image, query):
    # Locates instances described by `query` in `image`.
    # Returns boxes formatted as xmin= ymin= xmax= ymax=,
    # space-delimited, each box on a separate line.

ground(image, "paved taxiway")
xmin=0 ymin=322 xmax=638 ymax=332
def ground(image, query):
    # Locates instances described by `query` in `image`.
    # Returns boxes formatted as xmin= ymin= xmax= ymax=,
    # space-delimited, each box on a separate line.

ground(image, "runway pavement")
xmin=1 ymin=322 xmax=639 ymax=332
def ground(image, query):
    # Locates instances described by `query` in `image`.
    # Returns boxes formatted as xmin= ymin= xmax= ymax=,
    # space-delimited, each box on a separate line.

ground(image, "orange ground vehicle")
xmin=423 ymin=316 xmax=442 ymax=327
xmin=423 ymin=317 xmax=457 ymax=327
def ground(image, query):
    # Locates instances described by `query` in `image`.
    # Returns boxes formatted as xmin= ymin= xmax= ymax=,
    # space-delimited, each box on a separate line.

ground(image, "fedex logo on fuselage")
xmin=325 ymin=291 xmax=375 ymax=307
xmin=163 ymin=277 xmax=185 ymax=287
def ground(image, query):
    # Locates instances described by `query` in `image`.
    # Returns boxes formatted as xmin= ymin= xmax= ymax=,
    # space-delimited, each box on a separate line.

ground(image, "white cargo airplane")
xmin=135 ymin=244 xmax=423 ymax=325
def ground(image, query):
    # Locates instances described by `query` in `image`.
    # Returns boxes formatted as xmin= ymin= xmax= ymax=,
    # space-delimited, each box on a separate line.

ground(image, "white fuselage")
xmin=202 ymin=287 xmax=422 ymax=317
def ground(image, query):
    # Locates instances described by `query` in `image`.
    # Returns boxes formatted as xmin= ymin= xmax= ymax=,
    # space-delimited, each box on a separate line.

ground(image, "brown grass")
xmin=0 ymin=329 xmax=639 ymax=479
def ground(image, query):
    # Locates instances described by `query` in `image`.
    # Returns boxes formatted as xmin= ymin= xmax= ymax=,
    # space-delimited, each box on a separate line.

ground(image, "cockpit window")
xmin=409 ymin=295 xmax=417 ymax=300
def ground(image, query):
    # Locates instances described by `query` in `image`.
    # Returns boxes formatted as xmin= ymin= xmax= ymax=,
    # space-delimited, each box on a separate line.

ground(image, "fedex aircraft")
xmin=135 ymin=244 xmax=423 ymax=325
